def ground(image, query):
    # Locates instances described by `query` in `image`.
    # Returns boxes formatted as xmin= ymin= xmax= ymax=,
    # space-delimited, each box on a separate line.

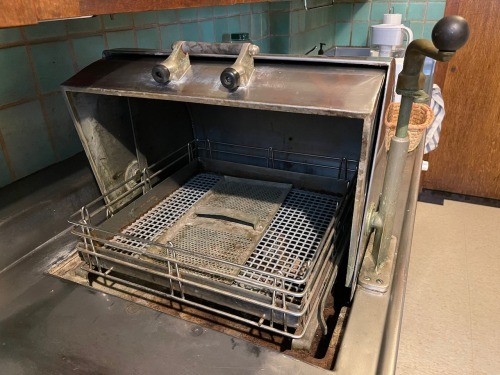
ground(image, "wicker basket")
xmin=385 ymin=102 xmax=435 ymax=152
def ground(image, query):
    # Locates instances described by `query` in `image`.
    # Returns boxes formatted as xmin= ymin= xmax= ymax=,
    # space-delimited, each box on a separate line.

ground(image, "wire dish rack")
xmin=70 ymin=140 xmax=357 ymax=338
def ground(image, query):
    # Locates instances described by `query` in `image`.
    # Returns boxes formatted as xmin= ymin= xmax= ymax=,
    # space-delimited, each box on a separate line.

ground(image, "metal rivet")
xmin=364 ymin=276 xmax=371 ymax=281
xmin=376 ymin=279 xmax=383 ymax=284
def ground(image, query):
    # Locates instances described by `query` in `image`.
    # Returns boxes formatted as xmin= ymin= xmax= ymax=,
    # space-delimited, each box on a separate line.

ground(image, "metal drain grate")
xmin=237 ymin=189 xmax=340 ymax=293
xmin=112 ymin=173 xmax=220 ymax=250
xmin=163 ymin=226 xmax=253 ymax=281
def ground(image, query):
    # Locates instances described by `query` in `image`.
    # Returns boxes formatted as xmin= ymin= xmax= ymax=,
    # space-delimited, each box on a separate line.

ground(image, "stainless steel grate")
xmin=164 ymin=226 xmax=253 ymax=281
xmin=238 ymin=189 xmax=340 ymax=293
xmin=112 ymin=172 xmax=338 ymax=296
xmin=112 ymin=173 xmax=220 ymax=250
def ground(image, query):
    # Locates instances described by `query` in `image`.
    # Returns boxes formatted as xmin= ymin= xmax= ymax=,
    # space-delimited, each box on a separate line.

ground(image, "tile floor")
xmin=397 ymin=191 xmax=500 ymax=375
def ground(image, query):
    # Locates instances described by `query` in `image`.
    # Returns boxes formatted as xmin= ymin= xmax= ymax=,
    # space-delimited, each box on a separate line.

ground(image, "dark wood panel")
xmin=423 ymin=0 xmax=500 ymax=199
xmin=0 ymin=0 xmax=38 ymax=27
xmin=1 ymin=0 xmax=266 ymax=26
xmin=81 ymin=0 xmax=261 ymax=17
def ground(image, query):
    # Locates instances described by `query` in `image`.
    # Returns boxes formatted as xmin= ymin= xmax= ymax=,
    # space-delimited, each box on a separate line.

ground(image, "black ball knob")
xmin=152 ymin=64 xmax=170 ymax=83
xmin=220 ymin=68 xmax=240 ymax=91
xmin=432 ymin=16 xmax=469 ymax=52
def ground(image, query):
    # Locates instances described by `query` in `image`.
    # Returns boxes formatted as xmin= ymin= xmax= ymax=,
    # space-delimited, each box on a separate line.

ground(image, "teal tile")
xmin=66 ymin=16 xmax=101 ymax=34
xmin=0 ymin=28 xmax=23 ymax=44
xmin=160 ymin=24 xmax=181 ymax=49
xmin=289 ymin=34 xmax=304 ymax=55
xmin=291 ymin=12 xmax=299 ymax=34
xmin=351 ymin=22 xmax=369 ymax=46
xmin=158 ymin=9 xmax=177 ymax=24
xmin=133 ymin=11 xmax=158 ymax=26
xmin=269 ymin=35 xmax=289 ymax=54
xmin=240 ymin=15 xmax=251 ymax=34
xmin=228 ymin=4 xmax=241 ymax=16
xmin=31 ymin=42 xmax=75 ymax=93
xmin=353 ymin=3 xmax=370 ymax=21
xmin=214 ymin=18 xmax=228 ymax=42
xmin=0 ymin=47 xmax=36 ymax=105
xmin=251 ymin=3 xmax=265 ymax=13
xmin=296 ymin=11 xmax=306 ymax=33
xmin=180 ymin=23 xmax=199 ymax=41
xmin=240 ymin=4 xmax=251 ymax=14
xmin=136 ymin=28 xmax=160 ymax=49
xmin=106 ymin=30 xmax=135 ymax=48
xmin=213 ymin=6 xmax=227 ymax=18
xmin=270 ymin=11 xmax=289 ymax=35
xmin=335 ymin=22 xmax=351 ymax=46
xmin=335 ymin=3 xmax=353 ymax=22
xmin=250 ymin=14 xmax=262 ymax=39
xmin=423 ymin=21 xmax=437 ymax=40
xmin=409 ymin=21 xmax=424 ymax=39
xmin=0 ymin=149 xmax=12 ymax=187
xmin=408 ymin=3 xmax=426 ymax=21
xmin=198 ymin=20 xmax=215 ymax=42
xmin=426 ymin=2 xmax=445 ymax=21
xmin=42 ymin=93 xmax=82 ymax=160
xmin=228 ymin=16 xmax=241 ymax=34
xmin=72 ymin=35 xmax=105 ymax=70
xmin=198 ymin=7 xmax=214 ymax=19
xmin=24 ymin=21 xmax=66 ymax=40
xmin=391 ymin=4 xmax=408 ymax=20
xmin=103 ymin=14 xmax=133 ymax=29
xmin=262 ymin=13 xmax=269 ymax=36
xmin=269 ymin=2 xmax=290 ymax=11
xmin=178 ymin=8 xmax=197 ymax=21
xmin=370 ymin=3 xmax=388 ymax=21
xmin=0 ymin=101 xmax=56 ymax=179
xmin=256 ymin=36 xmax=269 ymax=53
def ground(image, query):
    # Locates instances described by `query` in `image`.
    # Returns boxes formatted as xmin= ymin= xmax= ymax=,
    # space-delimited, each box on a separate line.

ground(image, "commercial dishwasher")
xmin=0 ymin=16 xmax=468 ymax=374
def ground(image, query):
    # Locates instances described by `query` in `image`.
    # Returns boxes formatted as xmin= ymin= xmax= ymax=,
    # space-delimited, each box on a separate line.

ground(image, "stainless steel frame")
xmin=70 ymin=139 xmax=356 ymax=338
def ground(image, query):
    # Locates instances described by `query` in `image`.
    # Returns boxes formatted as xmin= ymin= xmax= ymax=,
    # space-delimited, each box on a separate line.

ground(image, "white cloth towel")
xmin=425 ymin=84 xmax=445 ymax=154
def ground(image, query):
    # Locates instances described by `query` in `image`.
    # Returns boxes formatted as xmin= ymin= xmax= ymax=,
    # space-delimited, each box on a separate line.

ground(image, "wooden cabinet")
xmin=0 ymin=0 xmax=265 ymax=28
xmin=0 ymin=0 xmax=38 ymax=27
xmin=423 ymin=0 xmax=500 ymax=199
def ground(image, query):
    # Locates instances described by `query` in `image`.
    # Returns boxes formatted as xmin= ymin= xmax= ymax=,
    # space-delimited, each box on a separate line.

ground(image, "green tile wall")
xmin=274 ymin=0 xmax=444 ymax=54
xmin=0 ymin=1 xmax=444 ymax=187
xmin=333 ymin=0 xmax=446 ymax=47
xmin=0 ymin=4 xmax=271 ymax=187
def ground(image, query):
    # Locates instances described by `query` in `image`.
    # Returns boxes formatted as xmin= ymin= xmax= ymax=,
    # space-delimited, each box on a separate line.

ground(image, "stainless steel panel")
xmin=62 ymin=54 xmax=385 ymax=118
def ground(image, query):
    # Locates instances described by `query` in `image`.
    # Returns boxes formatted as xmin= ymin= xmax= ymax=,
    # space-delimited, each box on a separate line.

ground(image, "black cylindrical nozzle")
xmin=152 ymin=64 xmax=171 ymax=84
xmin=432 ymin=15 xmax=469 ymax=52
xmin=220 ymin=68 xmax=240 ymax=91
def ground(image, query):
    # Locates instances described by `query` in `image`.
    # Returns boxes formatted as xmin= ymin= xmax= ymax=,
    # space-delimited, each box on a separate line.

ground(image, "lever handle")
xmin=396 ymin=16 xmax=469 ymax=96
xmin=432 ymin=15 xmax=469 ymax=52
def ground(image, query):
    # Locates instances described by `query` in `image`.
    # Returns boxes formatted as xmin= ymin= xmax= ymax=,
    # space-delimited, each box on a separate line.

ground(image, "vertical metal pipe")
xmin=395 ymin=96 xmax=414 ymax=138
xmin=373 ymin=136 xmax=409 ymax=269
xmin=372 ymin=94 xmax=414 ymax=268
